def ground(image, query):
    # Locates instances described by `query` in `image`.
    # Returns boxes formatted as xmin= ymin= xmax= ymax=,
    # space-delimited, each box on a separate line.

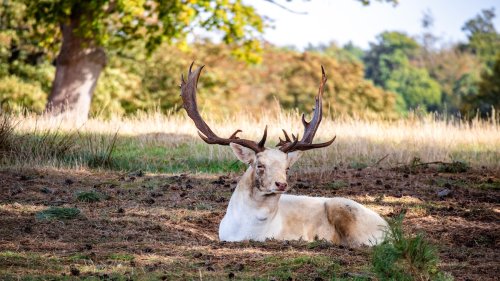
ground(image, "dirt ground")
xmin=0 ymin=166 xmax=498 ymax=280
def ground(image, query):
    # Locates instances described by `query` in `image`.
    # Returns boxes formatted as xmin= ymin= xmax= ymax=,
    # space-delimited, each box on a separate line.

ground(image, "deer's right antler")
xmin=277 ymin=66 xmax=336 ymax=153
xmin=180 ymin=62 xmax=267 ymax=153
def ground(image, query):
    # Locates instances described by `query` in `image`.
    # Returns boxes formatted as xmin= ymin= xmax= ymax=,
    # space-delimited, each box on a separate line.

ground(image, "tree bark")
xmin=45 ymin=16 xmax=106 ymax=124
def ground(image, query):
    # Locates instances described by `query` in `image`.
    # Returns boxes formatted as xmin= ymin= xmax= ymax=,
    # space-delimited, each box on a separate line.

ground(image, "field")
xmin=0 ymin=112 xmax=499 ymax=280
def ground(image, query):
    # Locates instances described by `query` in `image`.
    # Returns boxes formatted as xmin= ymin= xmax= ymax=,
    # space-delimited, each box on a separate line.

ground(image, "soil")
xmin=0 ymin=166 xmax=498 ymax=280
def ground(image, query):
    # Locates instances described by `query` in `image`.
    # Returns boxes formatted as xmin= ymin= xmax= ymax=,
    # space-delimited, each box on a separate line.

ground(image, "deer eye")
xmin=257 ymin=164 xmax=265 ymax=170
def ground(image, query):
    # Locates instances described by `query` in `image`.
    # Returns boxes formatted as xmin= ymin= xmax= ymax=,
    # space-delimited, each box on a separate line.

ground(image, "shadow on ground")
xmin=0 ymin=166 xmax=498 ymax=280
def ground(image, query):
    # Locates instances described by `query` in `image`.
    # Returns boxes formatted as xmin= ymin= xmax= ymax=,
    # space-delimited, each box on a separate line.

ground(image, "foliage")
xmin=364 ymin=31 xmax=442 ymax=113
xmin=385 ymin=64 xmax=441 ymax=111
xmin=364 ymin=31 xmax=420 ymax=87
xmin=88 ymin=42 xmax=398 ymax=118
xmin=461 ymin=7 xmax=500 ymax=72
xmin=357 ymin=0 xmax=399 ymax=5
xmin=415 ymin=47 xmax=481 ymax=114
xmin=35 ymin=207 xmax=81 ymax=220
xmin=372 ymin=215 xmax=453 ymax=281
xmin=21 ymin=0 xmax=264 ymax=62
xmin=462 ymin=52 xmax=500 ymax=116
xmin=0 ymin=75 xmax=47 ymax=113
xmin=306 ymin=41 xmax=364 ymax=63
xmin=0 ymin=1 xmax=498 ymax=118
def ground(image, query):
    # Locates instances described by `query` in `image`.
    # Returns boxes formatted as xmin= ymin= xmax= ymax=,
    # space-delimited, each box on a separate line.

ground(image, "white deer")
xmin=180 ymin=63 xmax=388 ymax=246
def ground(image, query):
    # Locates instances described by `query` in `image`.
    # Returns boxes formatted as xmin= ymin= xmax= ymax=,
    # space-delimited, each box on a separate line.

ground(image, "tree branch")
xmin=263 ymin=0 xmax=308 ymax=15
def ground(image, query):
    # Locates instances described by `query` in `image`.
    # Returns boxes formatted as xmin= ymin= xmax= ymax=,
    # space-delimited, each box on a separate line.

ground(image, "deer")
xmin=180 ymin=63 xmax=388 ymax=246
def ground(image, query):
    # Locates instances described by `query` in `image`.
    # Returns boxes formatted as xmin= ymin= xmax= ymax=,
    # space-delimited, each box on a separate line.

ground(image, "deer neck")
xmin=232 ymin=166 xmax=281 ymax=217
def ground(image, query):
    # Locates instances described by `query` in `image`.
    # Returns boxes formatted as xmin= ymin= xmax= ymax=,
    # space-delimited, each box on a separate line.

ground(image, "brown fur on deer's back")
xmin=324 ymin=202 xmax=357 ymax=245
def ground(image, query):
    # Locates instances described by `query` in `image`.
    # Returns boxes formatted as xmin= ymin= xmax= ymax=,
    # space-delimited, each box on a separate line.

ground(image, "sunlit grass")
xmin=2 ymin=109 xmax=499 ymax=172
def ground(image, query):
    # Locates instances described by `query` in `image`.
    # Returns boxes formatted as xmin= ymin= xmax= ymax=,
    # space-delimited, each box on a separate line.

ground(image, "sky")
xmin=246 ymin=0 xmax=500 ymax=50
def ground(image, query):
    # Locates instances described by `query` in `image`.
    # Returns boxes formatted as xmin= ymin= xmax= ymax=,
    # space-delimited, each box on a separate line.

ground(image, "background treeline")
xmin=0 ymin=3 xmax=498 ymax=118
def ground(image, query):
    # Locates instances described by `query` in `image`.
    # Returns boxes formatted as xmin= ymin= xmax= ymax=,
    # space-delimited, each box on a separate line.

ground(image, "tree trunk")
xmin=45 ymin=16 xmax=106 ymax=124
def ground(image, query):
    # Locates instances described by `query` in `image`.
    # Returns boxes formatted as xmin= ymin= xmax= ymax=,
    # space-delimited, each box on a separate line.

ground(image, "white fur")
xmin=219 ymin=144 xmax=388 ymax=246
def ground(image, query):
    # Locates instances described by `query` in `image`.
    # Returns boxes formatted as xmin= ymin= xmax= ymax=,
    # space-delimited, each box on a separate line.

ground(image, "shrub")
xmin=372 ymin=215 xmax=453 ymax=281
xmin=0 ymin=76 xmax=47 ymax=113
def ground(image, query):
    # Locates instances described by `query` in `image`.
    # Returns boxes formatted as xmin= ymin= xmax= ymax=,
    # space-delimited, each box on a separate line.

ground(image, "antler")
xmin=277 ymin=66 xmax=336 ymax=153
xmin=180 ymin=62 xmax=267 ymax=153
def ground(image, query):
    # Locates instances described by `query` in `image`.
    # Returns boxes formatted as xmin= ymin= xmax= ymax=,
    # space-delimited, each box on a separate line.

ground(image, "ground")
xmin=0 ymin=166 xmax=498 ymax=280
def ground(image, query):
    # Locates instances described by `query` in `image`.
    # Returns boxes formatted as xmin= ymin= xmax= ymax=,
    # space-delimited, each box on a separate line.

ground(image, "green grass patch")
xmin=108 ymin=253 xmax=135 ymax=262
xmin=475 ymin=180 xmax=500 ymax=190
xmin=0 ymin=273 xmax=148 ymax=281
xmin=372 ymin=215 xmax=453 ymax=281
xmin=68 ymin=253 xmax=91 ymax=262
xmin=0 ymin=251 xmax=62 ymax=270
xmin=325 ymin=180 xmax=348 ymax=189
xmin=111 ymin=141 xmax=245 ymax=173
xmin=431 ymin=178 xmax=467 ymax=189
xmin=35 ymin=207 xmax=80 ymax=221
xmin=261 ymin=255 xmax=341 ymax=280
xmin=438 ymin=161 xmax=469 ymax=173
xmin=2 ymin=125 xmax=246 ymax=173
xmin=306 ymin=239 xmax=335 ymax=250
xmin=76 ymin=191 xmax=106 ymax=203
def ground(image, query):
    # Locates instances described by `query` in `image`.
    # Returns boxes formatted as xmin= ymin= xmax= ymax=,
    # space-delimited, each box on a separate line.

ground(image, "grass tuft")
xmin=108 ymin=253 xmax=135 ymax=261
xmin=325 ymin=180 xmax=348 ymax=189
xmin=262 ymin=255 xmax=340 ymax=280
xmin=438 ymin=161 xmax=469 ymax=173
xmin=349 ymin=162 xmax=369 ymax=170
xmin=76 ymin=191 xmax=105 ymax=203
xmin=35 ymin=207 xmax=81 ymax=221
xmin=0 ymin=114 xmax=17 ymax=156
xmin=372 ymin=214 xmax=453 ymax=281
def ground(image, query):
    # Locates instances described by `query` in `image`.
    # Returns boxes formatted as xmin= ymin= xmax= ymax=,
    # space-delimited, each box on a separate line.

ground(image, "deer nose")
xmin=275 ymin=182 xmax=288 ymax=191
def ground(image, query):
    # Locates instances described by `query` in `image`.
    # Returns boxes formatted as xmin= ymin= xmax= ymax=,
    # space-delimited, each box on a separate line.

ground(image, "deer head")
xmin=180 ymin=62 xmax=336 ymax=194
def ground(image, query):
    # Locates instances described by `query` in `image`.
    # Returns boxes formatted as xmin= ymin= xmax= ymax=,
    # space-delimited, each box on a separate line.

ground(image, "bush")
xmin=0 ymin=76 xmax=47 ymax=113
xmin=372 ymin=215 xmax=453 ymax=281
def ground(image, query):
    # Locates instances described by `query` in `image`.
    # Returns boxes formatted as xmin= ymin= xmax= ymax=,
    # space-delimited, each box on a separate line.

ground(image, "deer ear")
xmin=287 ymin=151 xmax=303 ymax=167
xmin=230 ymin=143 xmax=256 ymax=164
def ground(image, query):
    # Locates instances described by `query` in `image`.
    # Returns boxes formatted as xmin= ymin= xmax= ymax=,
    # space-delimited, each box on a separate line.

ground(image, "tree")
xmin=11 ymin=0 xmax=262 ymax=122
xmin=461 ymin=52 xmax=500 ymax=116
xmin=461 ymin=8 xmax=500 ymax=72
xmin=385 ymin=64 xmax=441 ymax=111
xmin=364 ymin=31 xmax=442 ymax=113
xmin=364 ymin=31 xmax=419 ymax=87
xmin=2 ymin=0 xmax=399 ymax=120
xmin=306 ymin=41 xmax=365 ymax=63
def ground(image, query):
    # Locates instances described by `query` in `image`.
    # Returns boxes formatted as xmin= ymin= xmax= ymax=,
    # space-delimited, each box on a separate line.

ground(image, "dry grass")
xmin=6 ymin=110 xmax=500 ymax=172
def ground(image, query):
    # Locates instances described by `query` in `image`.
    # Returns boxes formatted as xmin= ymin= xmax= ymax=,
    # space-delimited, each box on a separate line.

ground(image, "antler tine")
xmin=229 ymin=130 xmax=242 ymax=139
xmin=282 ymin=129 xmax=291 ymax=142
xmin=189 ymin=61 xmax=194 ymax=74
xmin=181 ymin=62 xmax=267 ymax=153
xmin=278 ymin=65 xmax=336 ymax=153
xmin=258 ymin=126 xmax=268 ymax=148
